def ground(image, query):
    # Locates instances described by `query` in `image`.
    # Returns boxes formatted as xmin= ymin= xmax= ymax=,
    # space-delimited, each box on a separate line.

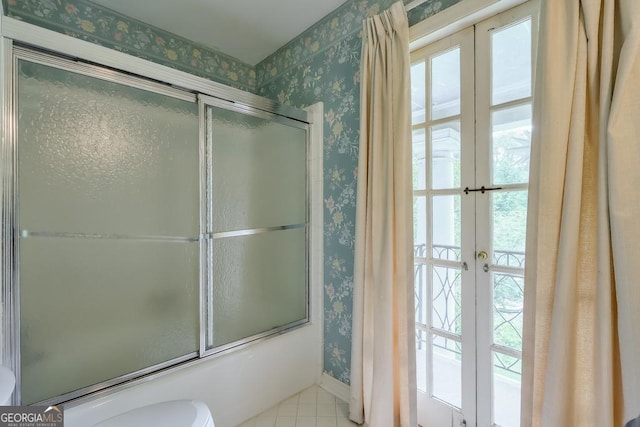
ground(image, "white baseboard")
xmin=320 ymin=372 xmax=350 ymax=403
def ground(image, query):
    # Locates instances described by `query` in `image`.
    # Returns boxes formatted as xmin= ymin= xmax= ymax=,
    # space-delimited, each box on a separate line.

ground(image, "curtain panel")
xmin=349 ymin=2 xmax=417 ymax=426
xmin=522 ymin=0 xmax=640 ymax=425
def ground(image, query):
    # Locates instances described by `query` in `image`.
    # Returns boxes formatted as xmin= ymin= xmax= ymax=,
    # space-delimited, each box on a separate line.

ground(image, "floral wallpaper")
xmin=255 ymin=0 xmax=464 ymax=89
xmin=257 ymin=0 xmax=462 ymax=384
xmin=6 ymin=0 xmax=464 ymax=386
xmin=407 ymin=0 xmax=463 ymax=26
xmin=255 ymin=0 xmax=398 ymax=89
xmin=4 ymin=0 xmax=256 ymax=91
xmin=259 ymin=34 xmax=361 ymax=382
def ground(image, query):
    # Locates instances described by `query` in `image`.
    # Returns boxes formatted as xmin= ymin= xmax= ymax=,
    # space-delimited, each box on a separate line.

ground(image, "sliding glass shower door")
xmin=9 ymin=48 xmax=310 ymax=405
xmin=16 ymin=54 xmax=201 ymax=404
xmin=202 ymin=101 xmax=308 ymax=352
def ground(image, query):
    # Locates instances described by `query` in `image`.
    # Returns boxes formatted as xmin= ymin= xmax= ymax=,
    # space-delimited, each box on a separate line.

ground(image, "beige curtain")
xmin=522 ymin=0 xmax=640 ymax=425
xmin=349 ymin=2 xmax=417 ymax=426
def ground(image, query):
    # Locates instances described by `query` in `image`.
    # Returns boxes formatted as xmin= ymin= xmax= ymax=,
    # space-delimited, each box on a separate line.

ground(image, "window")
xmin=6 ymin=47 xmax=309 ymax=405
xmin=411 ymin=2 xmax=537 ymax=426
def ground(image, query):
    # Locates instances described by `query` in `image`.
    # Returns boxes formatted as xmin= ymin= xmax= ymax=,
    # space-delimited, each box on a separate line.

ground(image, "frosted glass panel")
xmin=20 ymin=237 xmax=199 ymax=404
xmin=209 ymin=106 xmax=306 ymax=232
xmin=17 ymin=60 xmax=199 ymax=237
xmin=210 ymin=228 xmax=307 ymax=348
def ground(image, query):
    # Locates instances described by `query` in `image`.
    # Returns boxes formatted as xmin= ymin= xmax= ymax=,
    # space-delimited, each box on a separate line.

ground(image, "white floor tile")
xmin=297 ymin=403 xmax=317 ymax=417
xmin=296 ymin=417 xmax=317 ymax=427
xmin=299 ymin=388 xmax=318 ymax=403
xmin=316 ymin=417 xmax=338 ymax=427
xmin=316 ymin=403 xmax=336 ymax=417
xmin=317 ymin=389 xmax=336 ymax=404
xmin=255 ymin=417 xmax=276 ymax=427
xmin=275 ymin=417 xmax=296 ymax=427
xmin=277 ymin=404 xmax=299 ymax=417
xmin=237 ymin=385 xmax=356 ymax=427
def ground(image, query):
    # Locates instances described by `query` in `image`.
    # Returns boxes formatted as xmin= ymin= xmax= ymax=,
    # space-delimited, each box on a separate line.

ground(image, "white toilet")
xmin=91 ymin=400 xmax=214 ymax=427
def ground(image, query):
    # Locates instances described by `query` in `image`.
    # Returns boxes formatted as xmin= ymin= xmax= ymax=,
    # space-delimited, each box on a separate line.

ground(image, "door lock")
xmin=477 ymin=250 xmax=488 ymax=260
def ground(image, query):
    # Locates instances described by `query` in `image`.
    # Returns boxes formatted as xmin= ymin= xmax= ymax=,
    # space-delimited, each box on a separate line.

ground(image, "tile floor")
xmin=236 ymin=385 xmax=359 ymax=427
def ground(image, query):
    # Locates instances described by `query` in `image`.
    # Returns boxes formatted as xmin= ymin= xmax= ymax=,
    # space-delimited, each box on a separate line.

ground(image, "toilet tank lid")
xmin=92 ymin=400 xmax=212 ymax=427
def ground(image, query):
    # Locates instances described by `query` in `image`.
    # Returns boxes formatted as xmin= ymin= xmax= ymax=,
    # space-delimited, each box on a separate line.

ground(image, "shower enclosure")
xmin=3 ymin=46 xmax=311 ymax=406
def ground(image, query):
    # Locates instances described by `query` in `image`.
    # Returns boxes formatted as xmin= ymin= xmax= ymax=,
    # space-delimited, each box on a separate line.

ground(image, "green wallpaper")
xmin=5 ymin=0 xmax=256 ymax=91
xmin=259 ymin=34 xmax=361 ymax=382
xmin=255 ymin=0 xmax=396 ymax=89
xmin=407 ymin=0 xmax=463 ymax=25
xmin=3 ymin=0 xmax=460 ymax=94
xmin=256 ymin=0 xmax=462 ymax=89
xmin=257 ymin=0 xmax=463 ymax=383
xmin=6 ymin=0 xmax=464 ymax=385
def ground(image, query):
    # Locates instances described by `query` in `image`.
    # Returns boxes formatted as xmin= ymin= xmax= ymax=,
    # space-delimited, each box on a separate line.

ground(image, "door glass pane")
xmin=411 ymin=62 xmax=426 ymax=124
xmin=20 ymin=237 xmax=198 ymax=404
xmin=492 ymin=19 xmax=532 ymax=105
xmin=431 ymin=48 xmax=460 ymax=120
xmin=492 ymin=191 xmax=527 ymax=266
xmin=415 ymin=263 xmax=428 ymax=325
xmin=413 ymin=128 xmax=427 ymax=190
xmin=431 ymin=266 xmax=462 ymax=334
xmin=416 ymin=329 xmax=427 ymax=392
xmin=493 ymin=352 xmax=522 ymax=427
xmin=492 ymin=104 xmax=532 ymax=186
xmin=432 ymin=335 xmax=462 ymax=408
xmin=432 ymin=195 xmax=461 ymax=260
xmin=209 ymin=106 xmax=307 ymax=232
xmin=493 ymin=274 xmax=524 ymax=351
xmin=431 ymin=121 xmax=461 ymax=190
xmin=210 ymin=228 xmax=306 ymax=348
xmin=414 ymin=196 xmax=427 ymax=253
xmin=18 ymin=60 xmax=199 ymax=237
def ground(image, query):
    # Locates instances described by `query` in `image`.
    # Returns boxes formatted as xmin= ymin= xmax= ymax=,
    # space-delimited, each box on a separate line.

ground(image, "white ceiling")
xmin=90 ymin=0 xmax=349 ymax=65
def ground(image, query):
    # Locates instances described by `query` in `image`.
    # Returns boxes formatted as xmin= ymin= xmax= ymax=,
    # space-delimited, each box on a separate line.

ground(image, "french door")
xmin=411 ymin=3 xmax=538 ymax=426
